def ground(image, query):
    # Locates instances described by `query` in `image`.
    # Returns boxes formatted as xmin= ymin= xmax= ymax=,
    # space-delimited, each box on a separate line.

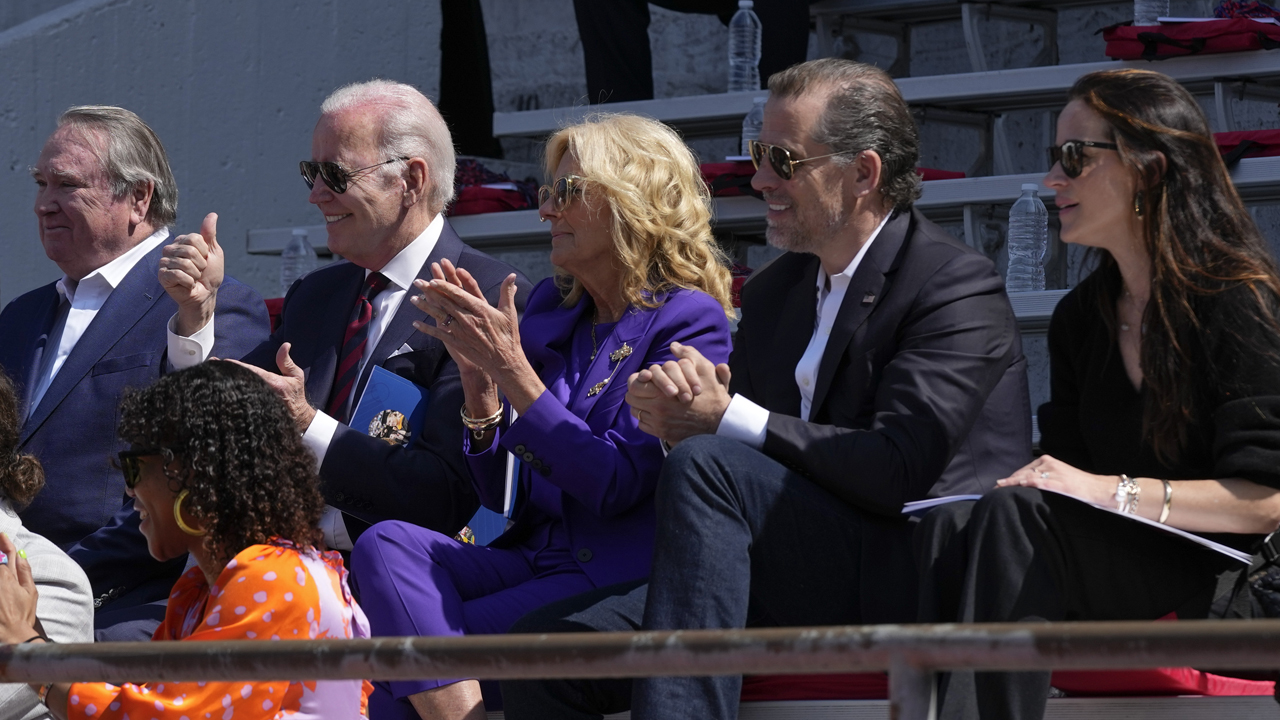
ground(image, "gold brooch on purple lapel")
xmin=587 ymin=343 xmax=634 ymax=397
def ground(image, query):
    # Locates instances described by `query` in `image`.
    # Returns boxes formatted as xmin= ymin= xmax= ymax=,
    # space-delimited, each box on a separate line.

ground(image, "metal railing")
xmin=2 ymin=620 xmax=1279 ymax=720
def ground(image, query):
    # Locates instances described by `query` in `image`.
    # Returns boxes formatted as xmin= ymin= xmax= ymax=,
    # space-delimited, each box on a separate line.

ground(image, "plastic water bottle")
xmin=1133 ymin=0 xmax=1168 ymax=26
xmin=740 ymin=97 xmax=767 ymax=157
xmin=280 ymin=228 xmax=317 ymax=296
xmin=1006 ymin=184 xmax=1048 ymax=293
xmin=728 ymin=0 xmax=762 ymax=93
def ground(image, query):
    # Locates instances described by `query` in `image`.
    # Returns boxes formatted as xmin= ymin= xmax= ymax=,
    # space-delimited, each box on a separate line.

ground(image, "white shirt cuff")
xmin=303 ymin=410 xmax=340 ymax=468
xmin=716 ymin=393 xmax=768 ymax=450
xmin=319 ymin=506 xmax=353 ymax=552
xmin=166 ymin=313 xmax=215 ymax=371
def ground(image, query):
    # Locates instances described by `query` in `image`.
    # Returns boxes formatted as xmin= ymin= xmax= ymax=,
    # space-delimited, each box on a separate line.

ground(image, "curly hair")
xmin=116 ymin=361 xmax=324 ymax=564
xmin=1068 ymin=69 xmax=1280 ymax=463
xmin=0 ymin=370 xmax=45 ymax=509
xmin=543 ymin=113 xmax=734 ymax=317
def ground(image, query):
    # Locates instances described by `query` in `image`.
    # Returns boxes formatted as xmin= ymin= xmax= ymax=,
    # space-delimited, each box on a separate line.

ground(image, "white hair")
xmin=320 ymin=79 xmax=456 ymax=213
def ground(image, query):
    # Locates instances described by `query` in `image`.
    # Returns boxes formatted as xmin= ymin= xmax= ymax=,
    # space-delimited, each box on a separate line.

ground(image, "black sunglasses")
xmin=748 ymin=140 xmax=853 ymax=181
xmin=299 ymin=157 xmax=408 ymax=194
xmin=1047 ymin=140 xmax=1119 ymax=179
xmin=117 ymin=448 xmax=163 ymax=490
xmin=537 ymin=174 xmax=586 ymax=212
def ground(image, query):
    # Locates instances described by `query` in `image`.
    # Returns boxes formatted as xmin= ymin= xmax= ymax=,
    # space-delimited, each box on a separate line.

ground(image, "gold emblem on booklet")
xmin=368 ymin=409 xmax=411 ymax=445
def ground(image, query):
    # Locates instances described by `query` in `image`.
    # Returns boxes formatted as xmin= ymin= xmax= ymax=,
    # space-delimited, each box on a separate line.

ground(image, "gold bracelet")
xmin=1158 ymin=479 xmax=1173 ymax=524
xmin=460 ymin=404 xmax=503 ymax=439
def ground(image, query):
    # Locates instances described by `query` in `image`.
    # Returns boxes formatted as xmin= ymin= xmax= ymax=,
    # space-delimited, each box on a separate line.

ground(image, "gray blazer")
xmin=0 ymin=499 xmax=94 ymax=720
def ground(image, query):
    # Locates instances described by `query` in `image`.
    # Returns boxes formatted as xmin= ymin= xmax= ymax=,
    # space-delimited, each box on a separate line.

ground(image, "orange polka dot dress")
xmin=68 ymin=540 xmax=371 ymax=720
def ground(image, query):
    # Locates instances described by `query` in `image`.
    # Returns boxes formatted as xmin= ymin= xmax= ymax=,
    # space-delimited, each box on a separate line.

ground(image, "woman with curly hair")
xmin=351 ymin=112 xmax=735 ymax=719
xmin=0 ymin=371 xmax=94 ymax=719
xmin=0 ymin=361 xmax=370 ymax=720
xmin=918 ymin=68 xmax=1280 ymax=719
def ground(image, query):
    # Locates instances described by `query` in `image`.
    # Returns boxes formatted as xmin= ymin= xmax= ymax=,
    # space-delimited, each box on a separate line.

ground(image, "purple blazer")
xmin=465 ymin=278 xmax=732 ymax=588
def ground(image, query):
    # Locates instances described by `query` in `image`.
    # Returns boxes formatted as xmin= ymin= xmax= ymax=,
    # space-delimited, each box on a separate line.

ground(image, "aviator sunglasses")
xmin=299 ymin=157 xmax=409 ymax=194
xmin=117 ymin=448 xmax=164 ymax=490
xmin=538 ymin=174 xmax=586 ymax=213
xmin=748 ymin=140 xmax=854 ymax=181
xmin=1047 ymin=140 xmax=1119 ymax=179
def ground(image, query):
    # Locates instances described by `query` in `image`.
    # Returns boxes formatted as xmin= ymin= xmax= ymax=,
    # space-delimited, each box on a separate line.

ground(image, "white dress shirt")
xmin=28 ymin=228 xmax=170 ymax=418
xmin=716 ymin=212 xmax=892 ymax=448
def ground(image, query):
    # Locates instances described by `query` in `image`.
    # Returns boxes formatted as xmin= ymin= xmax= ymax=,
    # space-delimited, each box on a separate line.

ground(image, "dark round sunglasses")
xmin=538 ymin=174 xmax=586 ymax=212
xmin=1047 ymin=140 xmax=1119 ymax=179
xmin=748 ymin=140 xmax=854 ymax=181
xmin=299 ymin=157 xmax=408 ymax=194
xmin=116 ymin=448 xmax=164 ymax=490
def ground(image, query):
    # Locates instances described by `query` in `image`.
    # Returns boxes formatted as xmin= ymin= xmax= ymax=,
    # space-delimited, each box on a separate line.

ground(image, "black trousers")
xmin=916 ymin=487 xmax=1252 ymax=720
xmin=501 ymin=435 xmax=918 ymax=720
xmin=572 ymin=0 xmax=814 ymax=103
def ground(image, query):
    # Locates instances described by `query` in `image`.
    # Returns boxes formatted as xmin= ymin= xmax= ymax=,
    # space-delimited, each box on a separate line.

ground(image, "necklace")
xmin=590 ymin=315 xmax=599 ymax=361
xmin=1119 ymin=286 xmax=1148 ymax=333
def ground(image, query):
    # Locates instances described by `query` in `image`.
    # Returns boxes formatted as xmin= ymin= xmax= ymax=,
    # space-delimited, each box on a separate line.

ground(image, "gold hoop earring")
xmin=173 ymin=489 xmax=206 ymax=537
xmin=1133 ymin=191 xmax=1145 ymax=217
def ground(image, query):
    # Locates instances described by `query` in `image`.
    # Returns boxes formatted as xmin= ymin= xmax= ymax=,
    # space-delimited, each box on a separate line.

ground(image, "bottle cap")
xmin=291 ymin=228 xmax=308 ymax=238
xmin=1021 ymin=183 xmax=1040 ymax=192
xmin=739 ymin=0 xmax=752 ymax=8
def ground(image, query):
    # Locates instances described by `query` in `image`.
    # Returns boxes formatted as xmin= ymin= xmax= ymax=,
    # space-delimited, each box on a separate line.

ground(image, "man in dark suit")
xmin=182 ymin=80 xmax=530 ymax=548
xmin=0 ymin=106 xmax=270 ymax=641
xmin=500 ymin=58 xmax=1032 ymax=720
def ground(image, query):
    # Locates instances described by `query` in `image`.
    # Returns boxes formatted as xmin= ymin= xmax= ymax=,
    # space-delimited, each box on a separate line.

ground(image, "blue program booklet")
xmin=350 ymin=365 xmax=431 ymax=444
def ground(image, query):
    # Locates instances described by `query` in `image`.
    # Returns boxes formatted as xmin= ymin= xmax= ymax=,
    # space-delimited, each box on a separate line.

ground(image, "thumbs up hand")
xmin=160 ymin=212 xmax=224 ymax=336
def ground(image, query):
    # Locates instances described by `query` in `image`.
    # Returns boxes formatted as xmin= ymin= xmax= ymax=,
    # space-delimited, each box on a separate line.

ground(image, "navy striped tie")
xmin=327 ymin=271 xmax=391 ymax=423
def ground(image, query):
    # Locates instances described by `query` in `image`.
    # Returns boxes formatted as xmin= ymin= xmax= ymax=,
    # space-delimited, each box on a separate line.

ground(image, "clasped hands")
xmin=626 ymin=342 xmax=732 ymax=445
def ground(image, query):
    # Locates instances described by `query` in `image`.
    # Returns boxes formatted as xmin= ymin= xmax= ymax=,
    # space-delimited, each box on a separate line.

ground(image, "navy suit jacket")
xmin=0 ymin=239 xmax=270 ymax=603
xmin=241 ymin=220 xmax=531 ymax=536
xmin=467 ymin=279 xmax=734 ymax=588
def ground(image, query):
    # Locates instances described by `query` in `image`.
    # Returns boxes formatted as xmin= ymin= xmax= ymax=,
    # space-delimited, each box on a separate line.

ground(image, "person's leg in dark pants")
xmin=633 ymin=435 xmax=914 ymax=720
xmin=573 ymin=0 xmax=655 ymax=103
xmin=438 ymin=0 xmax=503 ymax=157
xmin=501 ymin=580 xmax=649 ymax=720
xmin=921 ymin=487 xmax=1246 ymax=720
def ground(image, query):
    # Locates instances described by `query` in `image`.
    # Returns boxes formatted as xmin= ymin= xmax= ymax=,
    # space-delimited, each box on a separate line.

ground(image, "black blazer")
xmin=732 ymin=208 xmax=1032 ymax=518
xmin=242 ymin=220 xmax=532 ymax=536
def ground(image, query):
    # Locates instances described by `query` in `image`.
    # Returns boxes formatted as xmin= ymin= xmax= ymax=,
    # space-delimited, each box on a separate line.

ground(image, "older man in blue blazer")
xmin=175 ymin=80 xmax=530 ymax=552
xmin=0 ymin=106 xmax=269 ymax=641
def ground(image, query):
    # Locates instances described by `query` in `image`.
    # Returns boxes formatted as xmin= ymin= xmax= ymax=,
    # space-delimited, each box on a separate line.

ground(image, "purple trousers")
xmin=352 ymin=520 xmax=595 ymax=718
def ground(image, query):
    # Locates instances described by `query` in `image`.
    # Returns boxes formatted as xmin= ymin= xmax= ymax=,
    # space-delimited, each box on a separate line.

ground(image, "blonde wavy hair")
xmin=544 ymin=113 xmax=734 ymax=317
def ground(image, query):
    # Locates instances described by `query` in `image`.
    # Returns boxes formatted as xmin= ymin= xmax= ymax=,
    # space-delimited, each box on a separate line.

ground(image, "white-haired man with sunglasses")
xmin=167 ymin=79 xmax=530 ymax=551
xmin=501 ymin=58 xmax=1032 ymax=720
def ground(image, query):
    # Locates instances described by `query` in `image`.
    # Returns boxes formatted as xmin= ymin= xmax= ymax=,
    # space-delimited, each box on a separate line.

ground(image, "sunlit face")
xmin=1044 ymin=100 xmax=1143 ymax=252
xmin=539 ymin=153 xmax=617 ymax=281
xmin=749 ymin=92 xmax=853 ymax=255
xmin=32 ymin=126 xmax=148 ymax=281
xmin=125 ymin=453 xmax=193 ymax=562
xmin=309 ymin=107 xmax=411 ymax=270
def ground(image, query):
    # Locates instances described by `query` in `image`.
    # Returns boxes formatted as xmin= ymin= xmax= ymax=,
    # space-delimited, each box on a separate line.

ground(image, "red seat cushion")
xmin=740 ymin=668 xmax=1273 ymax=702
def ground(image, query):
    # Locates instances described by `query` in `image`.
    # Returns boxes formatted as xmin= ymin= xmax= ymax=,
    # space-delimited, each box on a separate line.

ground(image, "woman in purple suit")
xmin=352 ymin=112 xmax=736 ymax=720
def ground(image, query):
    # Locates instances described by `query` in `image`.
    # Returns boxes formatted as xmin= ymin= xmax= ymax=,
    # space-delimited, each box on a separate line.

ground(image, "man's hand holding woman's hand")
xmin=626 ymin=342 xmax=731 ymax=444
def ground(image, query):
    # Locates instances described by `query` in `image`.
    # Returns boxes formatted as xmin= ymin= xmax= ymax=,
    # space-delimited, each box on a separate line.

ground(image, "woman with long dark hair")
xmin=918 ymin=68 xmax=1280 ymax=719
